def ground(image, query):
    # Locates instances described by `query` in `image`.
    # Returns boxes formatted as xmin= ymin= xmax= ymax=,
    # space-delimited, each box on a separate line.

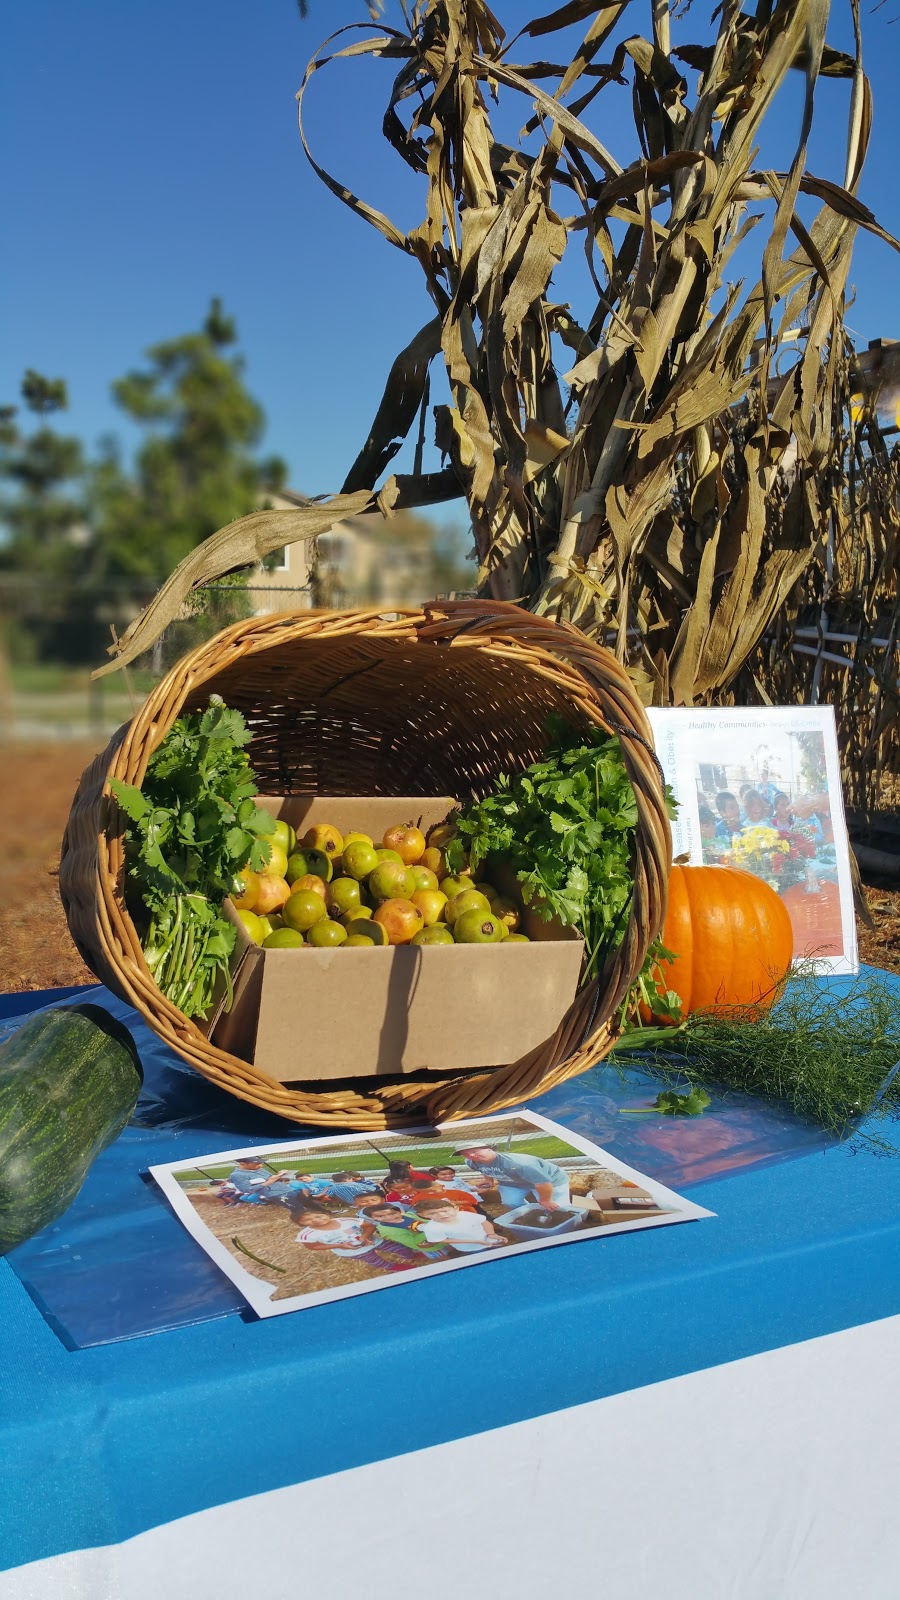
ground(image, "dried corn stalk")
xmin=750 ymin=395 xmax=900 ymax=811
xmin=101 ymin=0 xmax=900 ymax=745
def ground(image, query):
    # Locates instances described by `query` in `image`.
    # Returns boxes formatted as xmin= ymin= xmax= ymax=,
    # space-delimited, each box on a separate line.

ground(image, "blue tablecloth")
xmin=2 ymin=975 xmax=899 ymax=1575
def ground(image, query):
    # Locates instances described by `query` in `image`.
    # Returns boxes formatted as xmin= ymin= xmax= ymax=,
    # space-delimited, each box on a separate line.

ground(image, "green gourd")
xmin=0 ymin=1005 xmax=142 ymax=1254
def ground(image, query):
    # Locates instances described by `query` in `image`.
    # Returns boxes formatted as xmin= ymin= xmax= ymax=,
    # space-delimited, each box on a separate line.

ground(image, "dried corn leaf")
xmin=105 ymin=0 xmax=899 ymax=798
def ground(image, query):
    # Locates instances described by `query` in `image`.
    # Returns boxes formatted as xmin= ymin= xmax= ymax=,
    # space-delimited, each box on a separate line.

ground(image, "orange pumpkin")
xmin=647 ymin=864 xmax=794 ymax=1020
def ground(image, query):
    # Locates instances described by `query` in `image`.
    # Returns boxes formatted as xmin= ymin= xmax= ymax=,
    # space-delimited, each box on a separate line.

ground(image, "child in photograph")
xmin=385 ymin=1160 xmax=434 ymax=1186
xmin=413 ymin=1198 xmax=505 ymax=1254
xmin=322 ymin=1172 xmax=380 ymax=1204
xmin=401 ymin=1176 xmax=481 ymax=1212
xmin=429 ymin=1165 xmax=481 ymax=1198
xmin=715 ymin=791 xmax=741 ymax=840
xmin=377 ymin=1160 xmax=438 ymax=1205
xmin=698 ymin=805 xmax=726 ymax=862
xmin=698 ymin=804 xmax=717 ymax=842
xmin=772 ymin=792 xmax=794 ymax=829
xmin=741 ymin=789 xmax=770 ymax=825
xmin=362 ymin=1201 xmax=455 ymax=1261
xmin=282 ymin=1171 xmax=335 ymax=1201
xmin=292 ymin=1206 xmax=424 ymax=1274
xmin=758 ymin=765 xmax=782 ymax=810
xmin=381 ymin=1175 xmax=426 ymax=1205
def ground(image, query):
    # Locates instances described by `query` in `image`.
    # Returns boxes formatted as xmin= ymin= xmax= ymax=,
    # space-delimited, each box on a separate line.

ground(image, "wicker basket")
xmin=60 ymin=601 xmax=671 ymax=1129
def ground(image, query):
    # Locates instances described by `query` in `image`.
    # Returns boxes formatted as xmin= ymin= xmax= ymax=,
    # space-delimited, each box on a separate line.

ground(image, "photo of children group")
xmin=694 ymin=734 xmax=834 ymax=868
xmin=647 ymin=706 xmax=857 ymax=972
xmin=151 ymin=1113 xmax=711 ymax=1317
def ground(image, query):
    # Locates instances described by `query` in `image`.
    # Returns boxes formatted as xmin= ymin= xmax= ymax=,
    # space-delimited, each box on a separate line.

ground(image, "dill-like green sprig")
xmin=611 ymin=968 xmax=900 ymax=1140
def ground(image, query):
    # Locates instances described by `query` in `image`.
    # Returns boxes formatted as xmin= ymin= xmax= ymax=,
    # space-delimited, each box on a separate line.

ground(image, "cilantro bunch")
xmin=110 ymin=696 xmax=275 ymax=1019
xmin=447 ymin=721 xmax=669 ymax=985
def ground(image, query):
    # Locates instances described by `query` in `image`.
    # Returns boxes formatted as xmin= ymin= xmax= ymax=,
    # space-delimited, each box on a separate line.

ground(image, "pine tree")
xmin=92 ymin=298 xmax=286 ymax=584
xmin=0 ymin=371 xmax=85 ymax=576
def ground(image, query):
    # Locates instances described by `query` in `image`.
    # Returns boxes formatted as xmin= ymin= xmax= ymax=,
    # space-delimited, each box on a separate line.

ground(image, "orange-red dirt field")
xmin=1 ymin=742 xmax=897 ymax=997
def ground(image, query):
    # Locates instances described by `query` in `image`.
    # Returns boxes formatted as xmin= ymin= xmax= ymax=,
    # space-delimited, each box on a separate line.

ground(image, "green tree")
xmin=0 ymin=370 xmax=85 ymax=577
xmin=1 ymin=307 xmax=287 ymax=666
xmin=91 ymin=298 xmax=286 ymax=585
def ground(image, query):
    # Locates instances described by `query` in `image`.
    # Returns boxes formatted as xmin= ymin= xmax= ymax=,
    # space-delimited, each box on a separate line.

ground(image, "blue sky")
xmin=3 ymin=1 xmax=900 ymax=511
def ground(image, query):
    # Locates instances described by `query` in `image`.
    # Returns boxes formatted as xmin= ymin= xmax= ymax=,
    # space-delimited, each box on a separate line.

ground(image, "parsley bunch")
xmin=110 ymin=696 xmax=275 ymax=1019
xmin=447 ymin=721 xmax=669 ymax=985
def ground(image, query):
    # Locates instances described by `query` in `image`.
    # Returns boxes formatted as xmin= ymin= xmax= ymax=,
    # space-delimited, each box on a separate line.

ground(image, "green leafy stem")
xmin=110 ymin=696 xmax=274 ymax=1019
xmin=620 ymin=1087 xmax=712 ymax=1117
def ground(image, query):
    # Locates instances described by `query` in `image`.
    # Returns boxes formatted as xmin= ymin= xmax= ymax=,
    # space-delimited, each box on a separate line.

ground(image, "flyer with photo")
xmin=646 ymin=705 xmax=858 ymax=974
xmin=150 ymin=1111 xmax=713 ymax=1318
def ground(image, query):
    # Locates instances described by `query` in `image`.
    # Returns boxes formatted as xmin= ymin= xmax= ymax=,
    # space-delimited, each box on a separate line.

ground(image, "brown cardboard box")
xmin=211 ymin=796 xmax=584 ymax=1084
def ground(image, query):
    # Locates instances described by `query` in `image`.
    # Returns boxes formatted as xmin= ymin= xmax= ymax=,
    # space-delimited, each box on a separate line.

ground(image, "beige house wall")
xmin=247 ymin=488 xmax=317 ymax=615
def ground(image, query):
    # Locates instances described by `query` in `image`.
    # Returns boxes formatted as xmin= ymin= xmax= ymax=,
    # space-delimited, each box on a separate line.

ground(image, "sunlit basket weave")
xmin=60 ymin=601 xmax=671 ymax=1129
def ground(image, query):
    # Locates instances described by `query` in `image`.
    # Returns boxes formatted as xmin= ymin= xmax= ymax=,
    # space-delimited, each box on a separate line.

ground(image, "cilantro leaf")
xmin=653 ymin=1088 xmax=711 ymax=1117
xmin=109 ymin=778 xmax=148 ymax=823
xmin=225 ymin=827 xmax=250 ymax=860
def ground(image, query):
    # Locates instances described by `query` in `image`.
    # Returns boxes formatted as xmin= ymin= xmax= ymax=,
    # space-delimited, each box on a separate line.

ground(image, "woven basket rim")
xmin=60 ymin=601 xmax=671 ymax=1129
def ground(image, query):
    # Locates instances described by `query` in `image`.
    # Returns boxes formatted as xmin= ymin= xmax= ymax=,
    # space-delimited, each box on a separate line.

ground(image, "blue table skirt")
xmin=2 ymin=975 xmax=899 ymax=1571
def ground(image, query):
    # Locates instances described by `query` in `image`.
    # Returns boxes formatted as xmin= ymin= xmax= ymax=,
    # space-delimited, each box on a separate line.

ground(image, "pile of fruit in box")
xmin=111 ymin=699 xmax=657 ymax=1018
xmin=231 ymin=819 xmax=527 ymax=952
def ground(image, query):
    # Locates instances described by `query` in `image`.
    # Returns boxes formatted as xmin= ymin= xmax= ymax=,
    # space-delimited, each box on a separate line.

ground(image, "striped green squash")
xmin=0 ymin=1005 xmax=142 ymax=1254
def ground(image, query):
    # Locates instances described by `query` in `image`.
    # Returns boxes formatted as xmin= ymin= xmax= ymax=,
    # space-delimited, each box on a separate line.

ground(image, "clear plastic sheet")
xmin=2 ymin=989 xmax=319 ymax=1347
xmin=535 ymin=1061 xmax=834 ymax=1187
xmin=3 ymin=986 xmax=841 ymax=1349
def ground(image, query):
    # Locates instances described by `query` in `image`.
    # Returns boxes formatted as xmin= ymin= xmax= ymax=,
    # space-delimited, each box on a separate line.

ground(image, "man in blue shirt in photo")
xmin=453 ymin=1145 xmax=570 ymax=1210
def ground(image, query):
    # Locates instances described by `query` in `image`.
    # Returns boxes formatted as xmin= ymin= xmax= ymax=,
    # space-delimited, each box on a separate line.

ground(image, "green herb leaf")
xmin=450 ymin=723 xmax=676 ymax=987
xmin=249 ymin=837 xmax=273 ymax=873
xmin=116 ymin=698 xmax=272 ymax=1018
xmin=225 ymin=827 xmax=250 ymax=860
xmin=109 ymin=778 xmax=148 ymax=823
xmin=653 ymin=1087 xmax=711 ymax=1116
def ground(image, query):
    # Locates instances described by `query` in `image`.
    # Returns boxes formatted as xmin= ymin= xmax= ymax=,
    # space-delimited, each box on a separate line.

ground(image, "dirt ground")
xmin=1 ymin=740 xmax=898 ymax=994
xmin=0 ymin=743 xmax=99 ymax=992
xmin=858 ymin=878 xmax=900 ymax=972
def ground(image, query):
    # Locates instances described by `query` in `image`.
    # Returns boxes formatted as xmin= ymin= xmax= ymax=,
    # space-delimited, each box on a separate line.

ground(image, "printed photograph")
xmin=150 ymin=1112 xmax=712 ymax=1317
xmin=647 ymin=706 xmax=858 ymax=973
